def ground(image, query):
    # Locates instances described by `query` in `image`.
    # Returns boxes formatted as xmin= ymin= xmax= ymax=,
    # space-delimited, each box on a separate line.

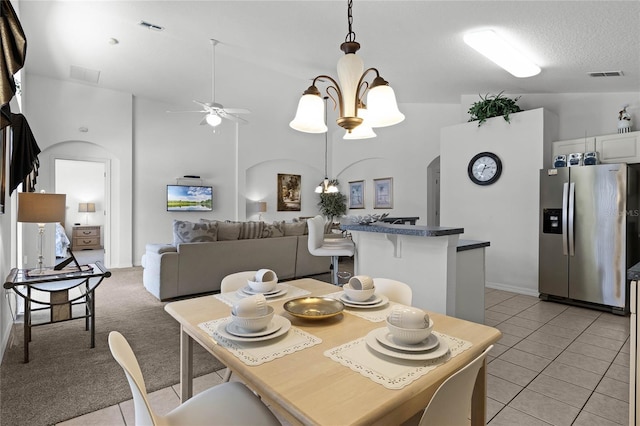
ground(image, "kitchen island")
xmin=341 ymin=223 xmax=489 ymax=322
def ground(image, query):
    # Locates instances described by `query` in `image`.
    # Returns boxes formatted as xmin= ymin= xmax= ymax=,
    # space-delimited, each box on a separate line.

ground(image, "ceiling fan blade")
xmin=199 ymin=115 xmax=209 ymax=126
xmin=222 ymin=108 xmax=251 ymax=114
xmin=166 ymin=110 xmax=208 ymax=113
xmin=219 ymin=111 xmax=249 ymax=124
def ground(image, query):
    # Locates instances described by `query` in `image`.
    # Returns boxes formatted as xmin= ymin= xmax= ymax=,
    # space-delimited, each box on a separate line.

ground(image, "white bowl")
xmin=231 ymin=306 xmax=275 ymax=332
xmin=247 ymin=279 xmax=277 ymax=293
xmin=342 ymin=283 xmax=375 ymax=302
xmin=386 ymin=318 xmax=434 ymax=345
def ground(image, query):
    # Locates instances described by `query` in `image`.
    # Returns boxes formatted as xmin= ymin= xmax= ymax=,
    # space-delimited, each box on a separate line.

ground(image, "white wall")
xmin=441 ymin=108 xmax=559 ymax=295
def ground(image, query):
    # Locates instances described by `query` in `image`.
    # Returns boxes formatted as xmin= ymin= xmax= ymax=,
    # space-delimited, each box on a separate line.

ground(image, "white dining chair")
xmin=307 ymin=215 xmax=355 ymax=285
xmin=108 ymin=331 xmax=281 ymax=426
xmin=416 ymin=345 xmax=493 ymax=426
xmin=373 ymin=278 xmax=413 ymax=305
xmin=221 ymin=271 xmax=257 ymax=293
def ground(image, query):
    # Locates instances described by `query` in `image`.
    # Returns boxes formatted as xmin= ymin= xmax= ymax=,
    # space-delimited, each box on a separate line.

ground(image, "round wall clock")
xmin=467 ymin=152 xmax=502 ymax=185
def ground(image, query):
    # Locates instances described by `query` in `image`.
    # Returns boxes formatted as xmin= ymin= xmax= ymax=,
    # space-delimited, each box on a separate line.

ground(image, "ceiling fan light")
xmin=290 ymin=93 xmax=328 ymax=133
xmin=464 ymin=29 xmax=541 ymax=78
xmin=205 ymin=113 xmax=222 ymax=127
xmin=315 ymin=184 xmax=324 ymax=193
xmin=344 ymin=107 xmax=376 ymax=139
xmin=366 ymin=85 xmax=405 ymax=128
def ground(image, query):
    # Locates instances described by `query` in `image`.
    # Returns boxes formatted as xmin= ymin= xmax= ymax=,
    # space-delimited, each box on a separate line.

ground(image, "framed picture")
xmin=348 ymin=180 xmax=365 ymax=209
xmin=277 ymin=173 xmax=301 ymax=211
xmin=373 ymin=177 xmax=393 ymax=209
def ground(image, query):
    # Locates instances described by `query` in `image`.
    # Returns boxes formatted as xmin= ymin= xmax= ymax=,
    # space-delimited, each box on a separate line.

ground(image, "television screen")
xmin=167 ymin=185 xmax=213 ymax=212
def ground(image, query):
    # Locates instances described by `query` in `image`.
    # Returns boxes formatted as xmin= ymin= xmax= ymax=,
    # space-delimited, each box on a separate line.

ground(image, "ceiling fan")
xmin=167 ymin=39 xmax=250 ymax=127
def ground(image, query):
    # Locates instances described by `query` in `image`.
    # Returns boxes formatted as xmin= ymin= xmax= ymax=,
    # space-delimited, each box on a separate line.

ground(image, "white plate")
xmin=225 ymin=319 xmax=283 ymax=338
xmin=341 ymin=295 xmax=389 ymax=309
xmin=238 ymin=286 xmax=288 ymax=299
xmin=365 ymin=328 xmax=449 ymax=361
xmin=374 ymin=328 xmax=439 ymax=352
xmin=340 ymin=293 xmax=383 ymax=305
xmin=217 ymin=315 xmax=291 ymax=342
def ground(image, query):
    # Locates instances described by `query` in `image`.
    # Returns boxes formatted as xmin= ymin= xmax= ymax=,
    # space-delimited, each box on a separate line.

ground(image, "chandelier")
xmin=290 ymin=0 xmax=404 ymax=140
xmin=316 ymin=97 xmax=339 ymax=193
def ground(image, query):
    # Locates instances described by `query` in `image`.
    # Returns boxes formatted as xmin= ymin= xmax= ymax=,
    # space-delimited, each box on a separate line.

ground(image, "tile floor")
xmin=57 ymin=287 xmax=631 ymax=426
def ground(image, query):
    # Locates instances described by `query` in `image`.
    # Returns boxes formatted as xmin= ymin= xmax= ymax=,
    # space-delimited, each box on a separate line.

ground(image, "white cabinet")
xmin=551 ymin=137 xmax=595 ymax=160
xmin=596 ymin=131 xmax=640 ymax=164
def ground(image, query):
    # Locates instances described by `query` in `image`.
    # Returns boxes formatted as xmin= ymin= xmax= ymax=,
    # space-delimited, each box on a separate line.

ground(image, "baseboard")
xmin=0 ymin=315 xmax=14 ymax=365
xmin=486 ymin=281 xmax=539 ymax=297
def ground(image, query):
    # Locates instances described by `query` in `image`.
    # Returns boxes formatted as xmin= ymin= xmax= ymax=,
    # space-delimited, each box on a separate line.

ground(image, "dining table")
xmin=164 ymin=277 xmax=501 ymax=426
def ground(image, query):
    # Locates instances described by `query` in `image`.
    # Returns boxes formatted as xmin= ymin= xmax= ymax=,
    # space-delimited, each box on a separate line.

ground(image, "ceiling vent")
xmin=70 ymin=65 xmax=100 ymax=84
xmin=138 ymin=20 xmax=164 ymax=31
xmin=588 ymin=71 xmax=624 ymax=77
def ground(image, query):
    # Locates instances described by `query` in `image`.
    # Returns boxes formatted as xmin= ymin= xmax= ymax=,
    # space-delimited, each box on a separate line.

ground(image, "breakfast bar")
xmin=341 ymin=223 xmax=489 ymax=322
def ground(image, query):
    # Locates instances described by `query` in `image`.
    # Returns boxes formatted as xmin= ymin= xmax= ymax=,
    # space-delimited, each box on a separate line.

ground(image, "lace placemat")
xmin=214 ymin=283 xmax=311 ymax=307
xmin=199 ymin=317 xmax=322 ymax=366
xmin=324 ymin=290 xmax=398 ymax=322
xmin=323 ymin=331 xmax=472 ymax=390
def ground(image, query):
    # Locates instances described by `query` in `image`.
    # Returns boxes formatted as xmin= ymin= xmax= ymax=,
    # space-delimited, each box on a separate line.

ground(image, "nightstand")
xmin=72 ymin=225 xmax=101 ymax=250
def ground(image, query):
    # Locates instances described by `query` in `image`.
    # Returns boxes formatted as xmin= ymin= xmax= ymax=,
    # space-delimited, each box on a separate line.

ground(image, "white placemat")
xmin=214 ymin=283 xmax=311 ymax=306
xmin=324 ymin=290 xmax=398 ymax=322
xmin=323 ymin=332 xmax=472 ymax=389
xmin=199 ymin=317 xmax=322 ymax=366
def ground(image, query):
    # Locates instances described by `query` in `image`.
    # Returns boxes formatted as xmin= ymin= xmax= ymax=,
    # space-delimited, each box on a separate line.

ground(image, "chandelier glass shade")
xmin=290 ymin=0 xmax=404 ymax=139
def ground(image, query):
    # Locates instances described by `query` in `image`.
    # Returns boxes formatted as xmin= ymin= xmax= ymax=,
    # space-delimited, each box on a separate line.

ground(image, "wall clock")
xmin=467 ymin=152 xmax=502 ymax=185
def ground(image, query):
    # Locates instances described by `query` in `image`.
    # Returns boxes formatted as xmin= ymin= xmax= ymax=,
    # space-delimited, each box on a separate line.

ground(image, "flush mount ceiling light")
xmin=290 ymin=0 xmax=404 ymax=139
xmin=464 ymin=29 xmax=541 ymax=78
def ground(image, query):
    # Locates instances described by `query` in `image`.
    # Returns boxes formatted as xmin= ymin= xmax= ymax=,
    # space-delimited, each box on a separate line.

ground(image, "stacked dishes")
xmin=237 ymin=268 xmax=288 ymax=299
xmin=365 ymin=306 xmax=449 ymax=360
xmin=340 ymin=275 xmax=389 ymax=308
xmin=218 ymin=293 xmax=291 ymax=342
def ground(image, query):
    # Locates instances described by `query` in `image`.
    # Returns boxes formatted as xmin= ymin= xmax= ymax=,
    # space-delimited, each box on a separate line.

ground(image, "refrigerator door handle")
xmin=562 ymin=182 xmax=569 ymax=255
xmin=568 ymin=182 xmax=576 ymax=256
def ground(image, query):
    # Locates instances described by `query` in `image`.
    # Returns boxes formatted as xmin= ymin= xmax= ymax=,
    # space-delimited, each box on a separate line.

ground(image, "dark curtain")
xmin=9 ymin=113 xmax=39 ymax=193
xmin=0 ymin=0 xmax=27 ymax=130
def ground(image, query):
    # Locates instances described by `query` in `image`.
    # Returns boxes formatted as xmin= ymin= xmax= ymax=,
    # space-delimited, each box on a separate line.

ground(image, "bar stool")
xmin=307 ymin=215 xmax=355 ymax=285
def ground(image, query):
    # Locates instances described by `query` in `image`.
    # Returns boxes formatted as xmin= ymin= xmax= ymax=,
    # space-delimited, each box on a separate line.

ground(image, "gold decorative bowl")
xmin=283 ymin=297 xmax=344 ymax=319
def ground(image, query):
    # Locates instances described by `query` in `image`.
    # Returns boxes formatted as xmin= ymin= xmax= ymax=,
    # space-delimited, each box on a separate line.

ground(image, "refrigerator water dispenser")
xmin=542 ymin=208 xmax=563 ymax=234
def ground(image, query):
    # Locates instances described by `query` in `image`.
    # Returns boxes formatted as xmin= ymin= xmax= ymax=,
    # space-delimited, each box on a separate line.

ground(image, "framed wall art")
xmin=348 ymin=180 xmax=365 ymax=209
xmin=373 ymin=177 xmax=393 ymax=209
xmin=277 ymin=173 xmax=301 ymax=211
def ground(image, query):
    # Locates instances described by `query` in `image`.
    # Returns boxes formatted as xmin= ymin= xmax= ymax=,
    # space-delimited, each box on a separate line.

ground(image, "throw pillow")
xmin=240 ymin=221 xmax=265 ymax=239
xmin=216 ymin=221 xmax=242 ymax=241
xmin=262 ymin=220 xmax=285 ymax=238
xmin=283 ymin=221 xmax=306 ymax=236
xmin=173 ymin=220 xmax=218 ymax=244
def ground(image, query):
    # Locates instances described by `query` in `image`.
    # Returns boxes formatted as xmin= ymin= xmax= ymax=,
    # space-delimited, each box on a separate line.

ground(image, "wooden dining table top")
xmin=165 ymin=278 xmax=502 ymax=426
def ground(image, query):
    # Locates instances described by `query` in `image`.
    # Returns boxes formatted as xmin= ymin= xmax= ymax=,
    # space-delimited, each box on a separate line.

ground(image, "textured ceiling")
xmin=16 ymin=0 xmax=640 ymax=112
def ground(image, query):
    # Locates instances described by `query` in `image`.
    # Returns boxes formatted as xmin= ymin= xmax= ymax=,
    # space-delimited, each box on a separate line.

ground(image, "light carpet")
xmin=0 ymin=267 xmax=224 ymax=426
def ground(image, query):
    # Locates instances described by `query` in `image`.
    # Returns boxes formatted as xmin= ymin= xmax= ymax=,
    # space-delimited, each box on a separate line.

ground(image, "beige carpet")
xmin=0 ymin=267 xmax=224 ymax=426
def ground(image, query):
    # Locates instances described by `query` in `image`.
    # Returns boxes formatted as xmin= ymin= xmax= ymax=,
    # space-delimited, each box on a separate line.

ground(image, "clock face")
xmin=468 ymin=152 xmax=502 ymax=185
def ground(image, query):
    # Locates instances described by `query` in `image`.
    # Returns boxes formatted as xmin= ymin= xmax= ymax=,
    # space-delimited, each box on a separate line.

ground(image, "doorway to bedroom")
xmin=54 ymin=159 xmax=107 ymax=266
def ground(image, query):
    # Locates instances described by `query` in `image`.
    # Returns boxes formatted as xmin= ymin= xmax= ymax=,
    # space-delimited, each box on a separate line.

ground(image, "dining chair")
xmin=221 ymin=271 xmax=257 ymax=293
xmin=108 ymin=331 xmax=281 ymax=426
xmin=373 ymin=278 xmax=413 ymax=305
xmin=307 ymin=215 xmax=355 ymax=285
xmin=416 ymin=345 xmax=493 ymax=426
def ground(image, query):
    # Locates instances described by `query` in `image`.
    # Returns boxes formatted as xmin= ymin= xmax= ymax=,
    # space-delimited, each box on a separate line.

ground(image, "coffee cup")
xmin=348 ymin=275 xmax=374 ymax=291
xmin=232 ymin=294 xmax=267 ymax=317
xmin=387 ymin=306 xmax=430 ymax=329
xmin=254 ymin=268 xmax=277 ymax=283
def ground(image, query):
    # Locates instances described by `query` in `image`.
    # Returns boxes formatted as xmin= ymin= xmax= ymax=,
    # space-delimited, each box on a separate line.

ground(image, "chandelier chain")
xmin=345 ymin=0 xmax=356 ymax=43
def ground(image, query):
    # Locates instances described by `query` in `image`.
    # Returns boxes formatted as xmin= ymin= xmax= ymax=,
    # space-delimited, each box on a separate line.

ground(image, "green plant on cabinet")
xmin=468 ymin=92 xmax=522 ymax=126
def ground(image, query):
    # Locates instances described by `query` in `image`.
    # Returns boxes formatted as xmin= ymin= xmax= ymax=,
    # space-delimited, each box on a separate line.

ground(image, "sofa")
xmin=141 ymin=219 xmax=334 ymax=300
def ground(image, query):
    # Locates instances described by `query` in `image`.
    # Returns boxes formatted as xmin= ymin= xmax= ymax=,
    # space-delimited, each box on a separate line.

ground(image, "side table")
xmin=72 ymin=225 xmax=101 ymax=250
xmin=3 ymin=262 xmax=111 ymax=362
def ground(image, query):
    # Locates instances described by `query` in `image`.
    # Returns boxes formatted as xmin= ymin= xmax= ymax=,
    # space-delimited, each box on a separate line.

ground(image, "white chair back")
xmin=108 ymin=331 xmax=157 ymax=426
xmin=373 ymin=278 xmax=413 ymax=305
xmin=221 ymin=271 xmax=257 ymax=293
xmin=307 ymin=215 xmax=325 ymax=253
xmin=418 ymin=345 xmax=493 ymax=426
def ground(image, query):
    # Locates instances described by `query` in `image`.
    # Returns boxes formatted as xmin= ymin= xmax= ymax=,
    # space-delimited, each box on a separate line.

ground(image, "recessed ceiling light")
xmin=464 ymin=29 xmax=541 ymax=78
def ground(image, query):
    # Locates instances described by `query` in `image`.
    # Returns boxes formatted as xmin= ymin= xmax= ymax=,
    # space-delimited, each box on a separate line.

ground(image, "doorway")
xmin=427 ymin=156 xmax=440 ymax=226
xmin=54 ymin=159 xmax=108 ymax=266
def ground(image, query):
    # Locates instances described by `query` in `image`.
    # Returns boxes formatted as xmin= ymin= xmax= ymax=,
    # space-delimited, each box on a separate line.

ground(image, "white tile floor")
xmin=57 ymin=288 xmax=631 ymax=426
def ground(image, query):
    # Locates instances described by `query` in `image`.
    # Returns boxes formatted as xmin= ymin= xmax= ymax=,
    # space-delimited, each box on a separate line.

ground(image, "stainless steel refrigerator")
xmin=539 ymin=163 xmax=640 ymax=314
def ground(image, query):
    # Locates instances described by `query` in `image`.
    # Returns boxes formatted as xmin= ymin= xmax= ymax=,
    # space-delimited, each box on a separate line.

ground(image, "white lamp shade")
xmin=315 ymin=184 xmax=323 ymax=193
xmin=337 ymin=53 xmax=364 ymax=118
xmin=205 ymin=113 xmax=222 ymax=127
xmin=366 ymin=85 xmax=405 ymax=128
xmin=290 ymin=94 xmax=328 ymax=133
xmin=18 ymin=192 xmax=66 ymax=223
xmin=327 ymin=184 xmax=339 ymax=193
xmin=344 ymin=107 xmax=377 ymax=140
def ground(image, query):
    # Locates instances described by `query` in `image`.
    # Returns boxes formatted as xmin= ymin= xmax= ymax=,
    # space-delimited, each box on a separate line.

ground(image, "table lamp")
xmin=258 ymin=201 xmax=267 ymax=221
xmin=78 ymin=202 xmax=96 ymax=225
xmin=17 ymin=192 xmax=66 ymax=275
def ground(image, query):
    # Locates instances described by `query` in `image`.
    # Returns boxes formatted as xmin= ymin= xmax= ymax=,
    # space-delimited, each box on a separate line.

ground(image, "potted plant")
xmin=317 ymin=179 xmax=347 ymax=223
xmin=467 ymin=92 xmax=522 ymax=126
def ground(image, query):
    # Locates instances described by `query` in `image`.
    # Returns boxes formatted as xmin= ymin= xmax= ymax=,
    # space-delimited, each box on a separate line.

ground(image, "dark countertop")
xmin=457 ymin=239 xmax=491 ymax=252
xmin=628 ymin=261 xmax=640 ymax=281
xmin=340 ymin=223 xmax=464 ymax=237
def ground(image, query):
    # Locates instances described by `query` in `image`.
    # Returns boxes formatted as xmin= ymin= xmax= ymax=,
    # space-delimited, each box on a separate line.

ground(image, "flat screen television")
xmin=167 ymin=185 xmax=213 ymax=212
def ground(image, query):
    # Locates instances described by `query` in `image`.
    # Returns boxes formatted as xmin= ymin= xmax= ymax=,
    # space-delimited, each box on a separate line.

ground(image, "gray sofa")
xmin=141 ymin=220 xmax=332 ymax=300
